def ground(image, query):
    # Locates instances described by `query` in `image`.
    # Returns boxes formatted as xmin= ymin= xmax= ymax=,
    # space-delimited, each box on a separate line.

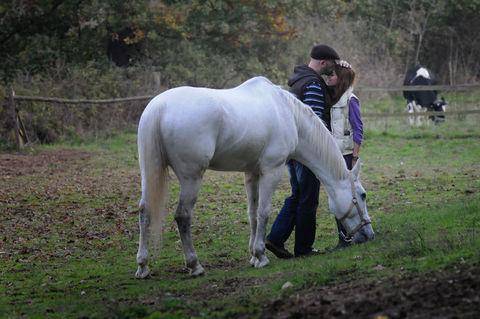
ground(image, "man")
xmin=265 ymin=44 xmax=342 ymax=258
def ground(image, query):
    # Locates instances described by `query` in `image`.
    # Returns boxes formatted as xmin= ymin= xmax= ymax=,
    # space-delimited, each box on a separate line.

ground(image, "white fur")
xmin=135 ymin=76 xmax=374 ymax=278
xmin=414 ymin=67 xmax=431 ymax=80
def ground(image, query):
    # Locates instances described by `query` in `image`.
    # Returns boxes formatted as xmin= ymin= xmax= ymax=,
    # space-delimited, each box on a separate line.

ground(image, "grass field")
xmin=1 ymin=116 xmax=479 ymax=318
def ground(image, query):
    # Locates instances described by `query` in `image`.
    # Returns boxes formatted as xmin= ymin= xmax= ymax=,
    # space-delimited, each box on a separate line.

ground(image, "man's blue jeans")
xmin=267 ymin=160 xmax=320 ymax=256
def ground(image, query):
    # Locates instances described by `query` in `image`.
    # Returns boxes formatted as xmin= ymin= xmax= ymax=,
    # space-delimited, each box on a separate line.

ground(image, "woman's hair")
xmin=331 ymin=64 xmax=356 ymax=104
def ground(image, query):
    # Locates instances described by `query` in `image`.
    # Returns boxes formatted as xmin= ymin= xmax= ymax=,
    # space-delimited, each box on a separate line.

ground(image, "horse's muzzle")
xmin=352 ymin=223 xmax=375 ymax=244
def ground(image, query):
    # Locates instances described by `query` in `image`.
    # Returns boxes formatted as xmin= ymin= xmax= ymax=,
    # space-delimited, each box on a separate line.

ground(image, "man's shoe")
xmin=295 ymin=248 xmax=323 ymax=258
xmin=265 ymin=240 xmax=294 ymax=259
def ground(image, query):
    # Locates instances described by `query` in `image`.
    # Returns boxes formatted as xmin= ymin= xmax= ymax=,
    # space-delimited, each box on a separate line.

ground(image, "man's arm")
xmin=303 ymin=82 xmax=327 ymax=122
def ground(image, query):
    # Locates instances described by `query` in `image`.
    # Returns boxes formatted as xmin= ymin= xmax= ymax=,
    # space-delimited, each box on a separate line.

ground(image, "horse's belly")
xmin=208 ymin=147 xmax=264 ymax=172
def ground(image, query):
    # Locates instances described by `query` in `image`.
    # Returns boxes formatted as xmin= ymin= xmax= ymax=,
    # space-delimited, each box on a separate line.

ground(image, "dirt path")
xmin=261 ymin=264 xmax=480 ymax=319
xmin=0 ymin=149 xmax=91 ymax=176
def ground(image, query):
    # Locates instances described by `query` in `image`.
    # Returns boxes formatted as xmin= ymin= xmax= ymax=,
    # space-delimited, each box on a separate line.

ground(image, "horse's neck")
xmin=292 ymin=106 xmax=348 ymax=193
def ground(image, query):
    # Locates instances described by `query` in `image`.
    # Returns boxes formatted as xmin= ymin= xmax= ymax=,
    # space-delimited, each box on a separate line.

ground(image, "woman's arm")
xmin=349 ymin=96 xmax=363 ymax=165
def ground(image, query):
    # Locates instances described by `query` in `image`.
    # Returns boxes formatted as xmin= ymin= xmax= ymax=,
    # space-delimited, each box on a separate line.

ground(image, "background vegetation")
xmin=3 ymin=0 xmax=480 ymax=86
xmin=1 ymin=0 xmax=479 ymax=147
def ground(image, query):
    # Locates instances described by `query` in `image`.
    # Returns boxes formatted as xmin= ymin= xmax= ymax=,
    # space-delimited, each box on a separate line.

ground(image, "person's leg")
xmin=294 ymin=163 xmax=320 ymax=256
xmin=344 ymin=154 xmax=353 ymax=170
xmin=266 ymin=161 xmax=298 ymax=257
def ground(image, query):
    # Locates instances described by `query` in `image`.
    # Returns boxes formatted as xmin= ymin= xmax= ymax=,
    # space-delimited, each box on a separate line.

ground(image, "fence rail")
xmin=362 ymin=109 xmax=480 ymax=118
xmin=11 ymin=84 xmax=480 ymax=104
xmin=6 ymin=83 xmax=480 ymax=149
xmin=13 ymin=94 xmax=155 ymax=104
xmin=357 ymin=84 xmax=480 ymax=92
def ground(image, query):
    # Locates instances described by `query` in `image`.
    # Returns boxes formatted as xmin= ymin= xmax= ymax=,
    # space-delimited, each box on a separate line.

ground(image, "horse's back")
xmin=142 ymin=77 xmax=297 ymax=172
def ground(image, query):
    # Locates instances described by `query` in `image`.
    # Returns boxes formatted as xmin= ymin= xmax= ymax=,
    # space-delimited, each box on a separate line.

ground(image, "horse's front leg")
xmin=176 ymin=176 xmax=205 ymax=277
xmin=253 ymin=167 xmax=283 ymax=268
xmin=244 ymin=172 xmax=259 ymax=266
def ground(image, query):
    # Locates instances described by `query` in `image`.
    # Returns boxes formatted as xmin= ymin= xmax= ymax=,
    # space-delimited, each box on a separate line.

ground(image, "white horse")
xmin=135 ymin=76 xmax=374 ymax=278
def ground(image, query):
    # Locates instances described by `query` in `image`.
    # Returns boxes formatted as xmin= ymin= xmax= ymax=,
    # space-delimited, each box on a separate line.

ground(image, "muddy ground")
xmin=260 ymin=263 xmax=480 ymax=319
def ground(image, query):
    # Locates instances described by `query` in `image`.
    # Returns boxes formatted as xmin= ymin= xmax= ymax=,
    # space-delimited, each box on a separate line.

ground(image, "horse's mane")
xmin=275 ymin=86 xmax=349 ymax=180
xmin=230 ymin=76 xmax=348 ymax=180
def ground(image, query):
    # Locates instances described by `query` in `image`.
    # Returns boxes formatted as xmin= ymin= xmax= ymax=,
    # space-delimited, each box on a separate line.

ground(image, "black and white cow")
xmin=403 ymin=65 xmax=447 ymax=123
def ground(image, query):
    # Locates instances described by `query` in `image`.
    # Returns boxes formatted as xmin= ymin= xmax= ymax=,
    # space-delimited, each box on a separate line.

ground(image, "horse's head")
xmin=328 ymin=160 xmax=375 ymax=244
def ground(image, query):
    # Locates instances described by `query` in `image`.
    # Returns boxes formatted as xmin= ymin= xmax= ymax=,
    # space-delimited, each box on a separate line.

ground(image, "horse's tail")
xmin=137 ymin=101 xmax=168 ymax=249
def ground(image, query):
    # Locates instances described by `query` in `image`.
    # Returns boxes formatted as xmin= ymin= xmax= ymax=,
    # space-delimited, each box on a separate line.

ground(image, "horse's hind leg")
xmin=136 ymin=199 xmax=151 ymax=278
xmin=176 ymin=175 xmax=204 ymax=276
xmin=245 ymin=172 xmax=259 ymax=266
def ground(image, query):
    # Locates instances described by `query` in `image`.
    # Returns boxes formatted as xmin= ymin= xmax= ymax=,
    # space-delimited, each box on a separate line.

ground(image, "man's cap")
xmin=310 ymin=44 xmax=340 ymax=60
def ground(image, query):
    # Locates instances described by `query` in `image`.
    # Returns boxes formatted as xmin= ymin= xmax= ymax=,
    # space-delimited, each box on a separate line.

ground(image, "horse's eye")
xmin=361 ymin=193 xmax=367 ymax=200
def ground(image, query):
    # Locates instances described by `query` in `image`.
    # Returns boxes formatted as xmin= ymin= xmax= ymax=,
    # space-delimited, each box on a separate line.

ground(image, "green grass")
xmin=1 ymin=118 xmax=480 ymax=318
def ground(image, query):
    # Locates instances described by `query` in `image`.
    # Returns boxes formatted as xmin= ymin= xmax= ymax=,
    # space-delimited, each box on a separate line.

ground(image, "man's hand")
xmin=336 ymin=60 xmax=351 ymax=69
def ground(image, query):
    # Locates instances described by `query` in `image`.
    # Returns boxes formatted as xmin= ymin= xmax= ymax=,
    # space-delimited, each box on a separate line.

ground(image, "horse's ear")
xmin=351 ymin=159 xmax=361 ymax=180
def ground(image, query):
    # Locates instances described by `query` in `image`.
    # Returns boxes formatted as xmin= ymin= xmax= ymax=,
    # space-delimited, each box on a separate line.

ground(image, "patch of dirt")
xmin=0 ymin=149 xmax=91 ymax=176
xmin=261 ymin=264 xmax=480 ymax=319
xmin=192 ymin=275 xmax=270 ymax=301
xmin=0 ymin=148 xmax=137 ymax=261
xmin=201 ymin=255 xmax=246 ymax=271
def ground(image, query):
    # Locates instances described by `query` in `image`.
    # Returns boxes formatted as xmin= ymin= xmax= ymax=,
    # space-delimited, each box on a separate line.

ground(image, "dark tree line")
xmin=1 ymin=0 xmax=479 ymax=87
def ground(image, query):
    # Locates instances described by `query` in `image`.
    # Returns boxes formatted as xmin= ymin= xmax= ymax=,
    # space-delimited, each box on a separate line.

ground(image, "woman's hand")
xmin=336 ymin=60 xmax=351 ymax=69
xmin=352 ymin=155 xmax=359 ymax=167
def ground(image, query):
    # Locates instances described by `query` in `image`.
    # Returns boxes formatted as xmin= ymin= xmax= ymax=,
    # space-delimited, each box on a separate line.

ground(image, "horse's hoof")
xmin=249 ymin=256 xmax=258 ymax=267
xmin=135 ymin=265 xmax=151 ymax=279
xmin=254 ymin=255 xmax=269 ymax=268
xmin=190 ymin=264 xmax=205 ymax=277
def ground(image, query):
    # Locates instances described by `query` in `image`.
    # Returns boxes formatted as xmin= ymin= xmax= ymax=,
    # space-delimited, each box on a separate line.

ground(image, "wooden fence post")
xmin=8 ymin=87 xmax=23 ymax=150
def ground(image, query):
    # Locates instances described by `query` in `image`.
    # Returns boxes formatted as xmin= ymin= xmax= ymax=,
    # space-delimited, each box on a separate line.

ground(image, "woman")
xmin=326 ymin=64 xmax=364 ymax=248
xmin=326 ymin=64 xmax=363 ymax=170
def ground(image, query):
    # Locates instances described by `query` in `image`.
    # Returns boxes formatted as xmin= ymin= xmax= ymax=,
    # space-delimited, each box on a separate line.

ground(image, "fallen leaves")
xmin=281 ymin=281 xmax=293 ymax=290
xmin=373 ymin=264 xmax=385 ymax=271
xmin=0 ymin=148 xmax=139 ymax=263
